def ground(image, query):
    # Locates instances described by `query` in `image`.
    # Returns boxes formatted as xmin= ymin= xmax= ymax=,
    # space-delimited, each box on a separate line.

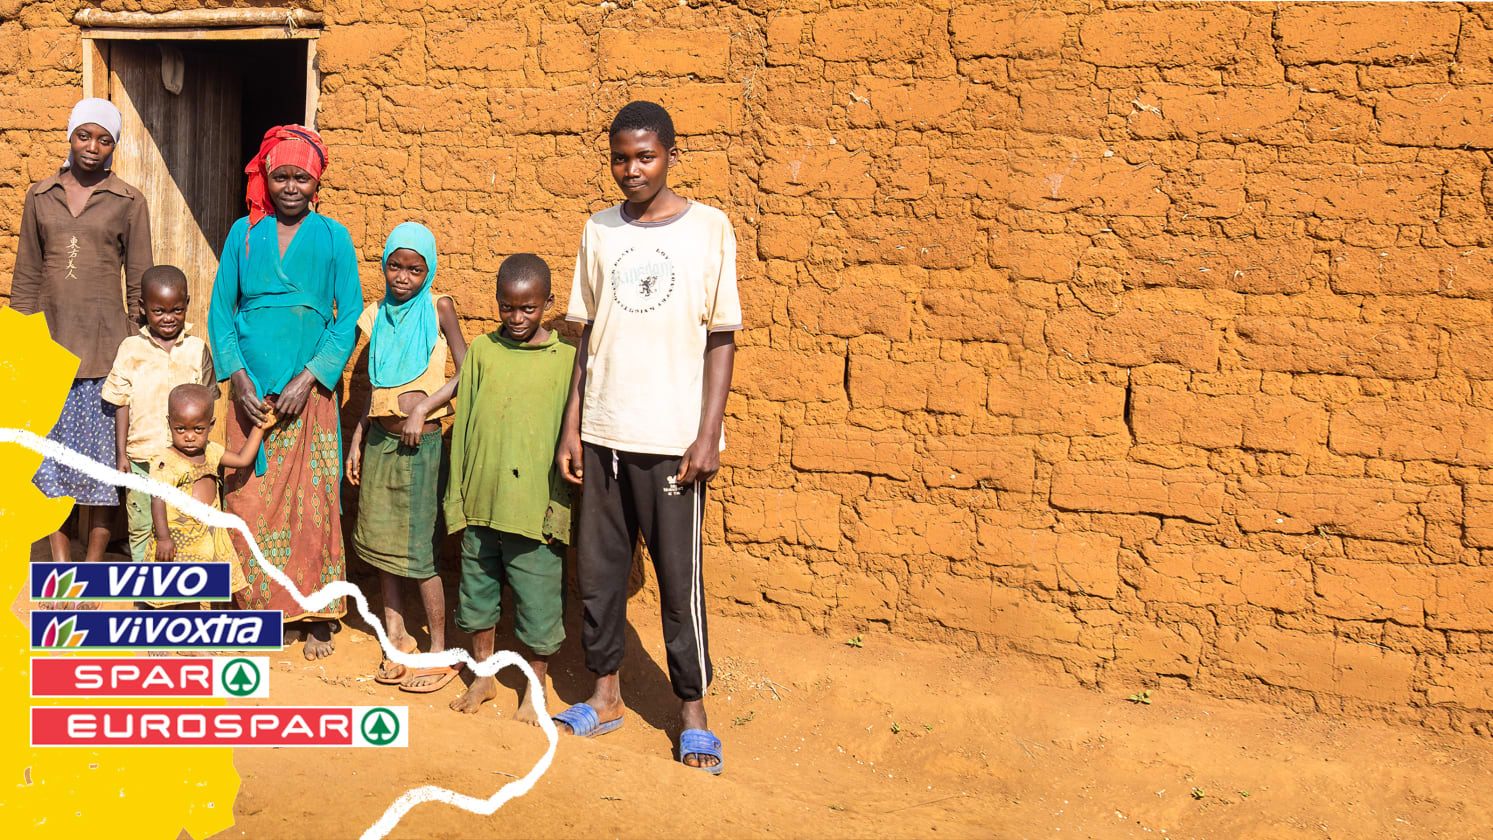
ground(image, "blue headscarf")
xmin=370 ymin=222 xmax=439 ymax=389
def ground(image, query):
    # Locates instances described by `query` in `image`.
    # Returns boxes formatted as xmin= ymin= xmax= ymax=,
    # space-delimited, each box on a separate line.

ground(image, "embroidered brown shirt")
xmin=11 ymin=170 xmax=153 ymax=378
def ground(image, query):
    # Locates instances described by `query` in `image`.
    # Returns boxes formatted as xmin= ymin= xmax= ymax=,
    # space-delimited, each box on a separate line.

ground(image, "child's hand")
xmin=345 ymin=447 xmax=361 ymax=486
xmin=154 ymin=536 xmax=176 ymax=563
xmin=256 ymin=396 xmax=278 ymax=429
xmin=556 ymin=429 xmax=584 ymax=485
xmin=116 ymin=455 xmax=131 ymax=474
xmin=399 ymin=413 xmax=425 ymax=448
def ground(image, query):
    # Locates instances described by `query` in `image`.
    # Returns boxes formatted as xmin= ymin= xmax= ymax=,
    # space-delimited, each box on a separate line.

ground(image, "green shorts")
xmin=455 ymin=526 xmax=565 ymax=656
xmin=125 ymin=460 xmax=151 ymax=563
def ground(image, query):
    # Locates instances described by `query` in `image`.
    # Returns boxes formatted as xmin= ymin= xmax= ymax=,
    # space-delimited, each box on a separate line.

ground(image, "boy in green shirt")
xmin=444 ymin=254 xmax=575 ymax=722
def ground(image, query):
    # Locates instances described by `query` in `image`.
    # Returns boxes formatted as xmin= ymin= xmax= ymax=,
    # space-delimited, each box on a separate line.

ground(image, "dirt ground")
xmin=24 ymin=542 xmax=1493 ymax=840
xmin=220 ymin=587 xmax=1493 ymax=840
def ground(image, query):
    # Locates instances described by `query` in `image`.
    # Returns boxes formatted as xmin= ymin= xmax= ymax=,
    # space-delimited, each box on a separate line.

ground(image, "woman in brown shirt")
xmin=11 ymin=98 xmax=153 ymax=563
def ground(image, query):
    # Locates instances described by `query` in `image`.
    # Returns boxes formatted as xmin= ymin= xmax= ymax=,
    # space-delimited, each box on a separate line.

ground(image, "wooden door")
xmin=108 ymin=42 xmax=240 ymax=331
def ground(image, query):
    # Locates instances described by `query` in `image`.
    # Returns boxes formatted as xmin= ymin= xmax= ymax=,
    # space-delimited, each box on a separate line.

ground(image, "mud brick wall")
xmin=3 ymin=0 xmax=1493 ymax=732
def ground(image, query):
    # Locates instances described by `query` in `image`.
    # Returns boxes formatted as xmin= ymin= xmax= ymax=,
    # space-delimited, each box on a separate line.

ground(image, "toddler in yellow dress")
xmin=145 ymin=383 xmax=270 ymax=607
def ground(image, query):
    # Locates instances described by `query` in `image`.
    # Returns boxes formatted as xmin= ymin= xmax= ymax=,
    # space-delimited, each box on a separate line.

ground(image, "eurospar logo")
xmin=30 ymin=610 xmax=283 ymax=651
xmin=31 ymin=706 xmax=411 ymax=748
xmin=31 ymin=561 xmax=236 ymax=602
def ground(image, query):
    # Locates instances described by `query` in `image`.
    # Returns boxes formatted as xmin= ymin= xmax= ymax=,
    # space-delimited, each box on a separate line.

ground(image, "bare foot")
xmin=450 ymin=674 xmax=498 ymax=714
xmin=514 ymin=659 xmax=549 ymax=725
xmin=302 ymin=620 xmax=335 ymax=660
xmin=515 ymin=694 xmax=540 ymax=724
xmin=555 ymin=673 xmax=623 ymax=734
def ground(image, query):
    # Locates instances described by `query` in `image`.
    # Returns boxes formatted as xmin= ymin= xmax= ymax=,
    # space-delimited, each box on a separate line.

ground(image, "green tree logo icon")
xmin=222 ymin=658 xmax=261 ymax=697
xmin=361 ymin=708 xmax=401 ymax=746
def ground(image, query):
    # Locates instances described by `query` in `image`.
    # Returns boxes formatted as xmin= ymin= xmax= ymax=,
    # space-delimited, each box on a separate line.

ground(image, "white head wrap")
xmin=65 ymin=98 xmax=123 ymax=170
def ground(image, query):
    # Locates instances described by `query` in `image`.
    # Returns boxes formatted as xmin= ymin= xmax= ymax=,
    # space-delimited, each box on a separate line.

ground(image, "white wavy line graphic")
xmin=0 ymin=427 xmax=556 ymax=840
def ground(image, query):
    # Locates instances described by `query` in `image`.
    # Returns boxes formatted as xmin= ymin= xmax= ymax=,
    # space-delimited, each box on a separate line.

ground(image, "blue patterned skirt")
xmin=34 ymin=377 xmax=119 ymax=506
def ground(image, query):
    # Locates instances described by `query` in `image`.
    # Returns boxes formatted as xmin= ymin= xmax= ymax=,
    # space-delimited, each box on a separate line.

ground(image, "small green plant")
xmin=1191 ymin=788 xmax=1205 ymax=800
xmin=828 ymin=804 xmax=844 ymax=812
xmin=732 ymin=710 xmax=755 ymax=726
xmin=890 ymin=722 xmax=902 ymax=734
xmin=846 ymin=634 xmax=864 ymax=648
xmin=923 ymin=723 xmax=934 ymax=732
xmin=1127 ymin=689 xmax=1153 ymax=705
xmin=1239 ymin=790 xmax=1251 ymax=798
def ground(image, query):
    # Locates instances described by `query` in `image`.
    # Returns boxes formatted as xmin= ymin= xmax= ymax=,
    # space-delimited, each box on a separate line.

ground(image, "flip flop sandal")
xmin=375 ymin=638 xmax=420 ymax=685
xmin=552 ymin=702 xmax=624 ymax=737
xmin=679 ymin=728 xmax=724 ymax=775
xmin=399 ymin=664 xmax=461 ymax=694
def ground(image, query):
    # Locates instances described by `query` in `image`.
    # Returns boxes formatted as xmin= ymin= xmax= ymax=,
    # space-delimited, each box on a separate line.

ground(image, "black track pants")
xmin=577 ymin=442 xmax=712 ymax=701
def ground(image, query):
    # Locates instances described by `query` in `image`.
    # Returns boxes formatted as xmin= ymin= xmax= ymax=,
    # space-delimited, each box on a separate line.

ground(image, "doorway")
xmin=83 ymin=29 xmax=318 ymax=330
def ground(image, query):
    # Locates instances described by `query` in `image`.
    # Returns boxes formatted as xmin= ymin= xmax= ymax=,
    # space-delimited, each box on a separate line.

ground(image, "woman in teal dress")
xmin=208 ymin=125 xmax=362 ymax=660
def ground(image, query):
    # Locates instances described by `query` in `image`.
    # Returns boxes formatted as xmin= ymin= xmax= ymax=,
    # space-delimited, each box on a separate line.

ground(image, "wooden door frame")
xmin=79 ymin=19 xmax=320 ymax=129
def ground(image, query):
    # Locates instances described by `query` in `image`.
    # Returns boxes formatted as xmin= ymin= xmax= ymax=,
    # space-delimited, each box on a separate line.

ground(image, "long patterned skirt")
xmin=223 ymin=385 xmax=347 ymax=622
xmin=34 ymin=376 xmax=118 ymax=506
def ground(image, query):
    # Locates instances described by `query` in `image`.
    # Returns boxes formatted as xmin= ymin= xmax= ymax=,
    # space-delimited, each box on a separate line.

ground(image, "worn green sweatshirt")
xmin=444 ymin=329 xmax=576 ymax=543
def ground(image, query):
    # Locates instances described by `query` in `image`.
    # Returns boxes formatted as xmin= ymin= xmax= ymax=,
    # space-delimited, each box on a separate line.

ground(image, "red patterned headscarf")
xmin=244 ymin=125 xmax=328 ymax=228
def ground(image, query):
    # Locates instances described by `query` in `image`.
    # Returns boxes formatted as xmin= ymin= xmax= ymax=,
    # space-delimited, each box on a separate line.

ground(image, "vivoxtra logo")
xmin=30 ymin=611 xmax=283 ymax=651
xmin=40 ymin=616 xmax=88 ymax=649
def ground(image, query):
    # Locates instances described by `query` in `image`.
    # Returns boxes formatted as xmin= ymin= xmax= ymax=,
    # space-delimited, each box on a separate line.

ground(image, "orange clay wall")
xmin=2 ymin=0 xmax=1493 ymax=733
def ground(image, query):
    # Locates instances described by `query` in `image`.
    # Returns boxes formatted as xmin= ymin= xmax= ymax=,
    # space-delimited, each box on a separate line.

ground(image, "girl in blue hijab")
xmin=347 ymin=221 xmax=469 ymax=692
xmin=370 ymin=221 xmax=440 ymax=392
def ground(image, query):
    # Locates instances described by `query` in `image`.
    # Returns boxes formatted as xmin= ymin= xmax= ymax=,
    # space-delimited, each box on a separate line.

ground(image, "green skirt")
xmin=351 ymin=424 xmax=447 ymax=579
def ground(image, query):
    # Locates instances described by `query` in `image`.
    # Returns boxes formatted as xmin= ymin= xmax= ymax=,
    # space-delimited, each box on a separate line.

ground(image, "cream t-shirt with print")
xmin=566 ymin=201 xmax=743 ymax=456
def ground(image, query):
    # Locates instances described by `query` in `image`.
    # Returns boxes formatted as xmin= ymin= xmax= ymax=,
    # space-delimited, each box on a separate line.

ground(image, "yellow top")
xmin=356 ymin=294 xmax=453 ymax=421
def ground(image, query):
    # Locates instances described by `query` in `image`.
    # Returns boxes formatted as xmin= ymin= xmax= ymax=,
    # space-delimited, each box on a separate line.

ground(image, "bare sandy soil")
xmin=219 ymin=599 xmax=1493 ymax=840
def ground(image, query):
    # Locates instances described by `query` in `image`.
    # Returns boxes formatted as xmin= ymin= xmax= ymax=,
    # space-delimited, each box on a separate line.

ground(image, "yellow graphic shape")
xmin=0 ymin=308 xmax=241 ymax=839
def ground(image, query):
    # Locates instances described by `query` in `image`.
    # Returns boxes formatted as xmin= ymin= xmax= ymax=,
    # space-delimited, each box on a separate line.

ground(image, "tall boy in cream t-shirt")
xmin=553 ymin=101 xmax=741 ymax=775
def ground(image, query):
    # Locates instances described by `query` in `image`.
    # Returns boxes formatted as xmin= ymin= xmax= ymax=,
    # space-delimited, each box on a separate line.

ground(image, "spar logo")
xmin=31 ymin=562 xmax=237 ymax=602
xmin=222 ymin=658 xmax=261 ymax=697
xmin=361 ymin=707 xmax=400 ymax=746
xmin=31 ymin=657 xmax=271 ymax=699
xmin=39 ymin=567 xmax=87 ymax=600
xmin=38 ymin=615 xmax=87 ymax=649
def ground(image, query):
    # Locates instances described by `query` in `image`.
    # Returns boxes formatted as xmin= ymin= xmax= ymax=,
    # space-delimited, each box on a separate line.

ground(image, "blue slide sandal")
xmin=552 ymin=702 xmax=623 ymax=737
xmin=679 ymin=728 xmax=724 ymax=775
